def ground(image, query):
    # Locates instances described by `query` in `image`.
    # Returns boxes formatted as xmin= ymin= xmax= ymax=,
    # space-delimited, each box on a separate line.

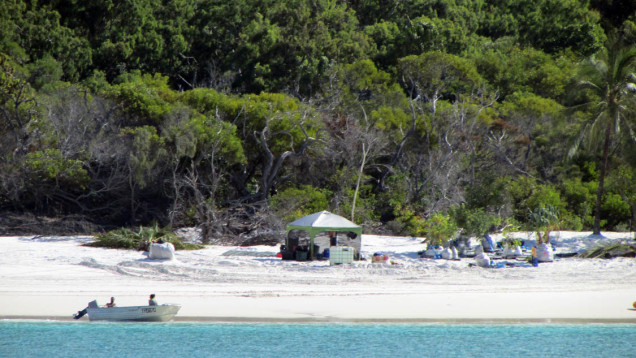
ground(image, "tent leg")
xmin=310 ymin=237 xmax=314 ymax=260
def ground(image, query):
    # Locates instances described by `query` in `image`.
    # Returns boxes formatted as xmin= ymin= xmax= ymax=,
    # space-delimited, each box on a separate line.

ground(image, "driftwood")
xmin=198 ymin=205 xmax=284 ymax=246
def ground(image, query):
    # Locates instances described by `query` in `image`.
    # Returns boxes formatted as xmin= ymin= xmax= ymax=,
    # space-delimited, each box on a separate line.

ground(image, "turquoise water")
xmin=1 ymin=321 xmax=635 ymax=357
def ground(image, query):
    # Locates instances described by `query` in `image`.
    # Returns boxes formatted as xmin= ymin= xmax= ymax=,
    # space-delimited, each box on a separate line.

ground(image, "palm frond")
xmin=614 ymin=47 xmax=636 ymax=80
xmin=627 ymin=124 xmax=636 ymax=143
xmin=576 ymin=79 xmax=602 ymax=93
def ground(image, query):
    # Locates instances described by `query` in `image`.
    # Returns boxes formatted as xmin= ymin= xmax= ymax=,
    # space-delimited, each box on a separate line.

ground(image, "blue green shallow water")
xmin=1 ymin=321 xmax=635 ymax=357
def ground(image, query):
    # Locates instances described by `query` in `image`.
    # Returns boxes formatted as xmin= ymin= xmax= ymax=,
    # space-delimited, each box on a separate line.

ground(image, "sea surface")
xmin=1 ymin=321 xmax=635 ymax=357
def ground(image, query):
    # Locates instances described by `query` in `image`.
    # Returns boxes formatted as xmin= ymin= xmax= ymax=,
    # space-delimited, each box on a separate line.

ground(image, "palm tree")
xmin=570 ymin=37 xmax=636 ymax=235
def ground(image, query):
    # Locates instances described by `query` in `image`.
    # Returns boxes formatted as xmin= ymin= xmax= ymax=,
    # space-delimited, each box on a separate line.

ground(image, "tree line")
xmin=1 ymin=0 xmax=635 ymax=239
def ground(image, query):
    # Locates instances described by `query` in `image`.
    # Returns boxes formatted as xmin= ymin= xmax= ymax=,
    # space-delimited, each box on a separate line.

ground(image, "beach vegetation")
xmin=560 ymin=178 xmax=596 ymax=228
xmin=577 ymin=241 xmax=636 ymax=259
xmin=0 ymin=0 xmax=633 ymax=238
xmin=449 ymin=205 xmax=501 ymax=238
xmin=568 ymin=34 xmax=636 ymax=235
xmin=501 ymin=223 xmax=523 ymax=248
xmin=527 ymin=205 xmax=561 ymax=244
xmin=421 ymin=213 xmax=458 ymax=247
xmin=270 ymin=185 xmax=332 ymax=222
xmin=86 ymin=224 xmax=204 ymax=251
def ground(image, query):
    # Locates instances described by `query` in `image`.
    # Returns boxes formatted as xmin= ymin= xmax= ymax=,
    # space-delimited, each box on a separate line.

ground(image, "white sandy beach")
xmin=1 ymin=231 xmax=635 ymax=322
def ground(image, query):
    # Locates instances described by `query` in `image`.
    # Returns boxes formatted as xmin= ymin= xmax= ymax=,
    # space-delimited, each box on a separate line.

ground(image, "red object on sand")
xmin=633 ymin=301 xmax=636 ymax=309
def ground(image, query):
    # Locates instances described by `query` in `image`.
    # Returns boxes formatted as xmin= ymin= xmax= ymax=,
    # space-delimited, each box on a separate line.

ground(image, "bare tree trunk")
xmin=593 ymin=119 xmax=612 ymax=235
xmin=184 ymin=164 xmax=216 ymax=243
xmin=351 ymin=142 xmax=367 ymax=222
xmin=168 ymin=166 xmax=181 ymax=228
xmin=252 ymin=112 xmax=314 ymax=202
xmin=128 ymin=162 xmax=136 ymax=224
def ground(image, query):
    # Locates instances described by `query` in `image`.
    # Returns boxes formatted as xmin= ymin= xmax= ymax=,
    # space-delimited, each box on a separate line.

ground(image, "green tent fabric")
xmin=285 ymin=211 xmax=362 ymax=259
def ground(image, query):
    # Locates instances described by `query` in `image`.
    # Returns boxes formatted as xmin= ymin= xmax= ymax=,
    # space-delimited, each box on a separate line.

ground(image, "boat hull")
xmin=87 ymin=304 xmax=180 ymax=322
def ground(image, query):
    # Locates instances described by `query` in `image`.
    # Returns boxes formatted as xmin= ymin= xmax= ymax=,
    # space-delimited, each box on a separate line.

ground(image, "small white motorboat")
xmin=74 ymin=300 xmax=180 ymax=322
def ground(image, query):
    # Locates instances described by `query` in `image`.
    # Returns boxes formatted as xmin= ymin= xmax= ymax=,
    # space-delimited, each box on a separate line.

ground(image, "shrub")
xmin=559 ymin=212 xmax=583 ymax=231
xmin=507 ymin=177 xmax=568 ymax=226
xmin=559 ymin=178 xmax=595 ymax=228
xmin=422 ymin=213 xmax=458 ymax=247
xmin=526 ymin=185 xmax=566 ymax=216
xmin=270 ymin=185 xmax=332 ymax=222
xmin=449 ymin=205 xmax=501 ymax=237
xmin=86 ymin=225 xmax=204 ymax=250
xmin=391 ymin=204 xmax=426 ymax=237
xmin=600 ymin=193 xmax=631 ymax=230
xmin=25 ymin=149 xmax=90 ymax=188
xmin=526 ymin=205 xmax=560 ymax=244
xmin=465 ymin=175 xmax=508 ymax=212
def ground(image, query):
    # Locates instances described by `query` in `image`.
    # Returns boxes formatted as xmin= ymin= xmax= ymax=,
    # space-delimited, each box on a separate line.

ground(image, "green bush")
xmin=270 ymin=185 xmax=332 ymax=222
xmin=391 ymin=204 xmax=458 ymax=245
xmin=465 ymin=175 xmax=508 ymax=212
xmin=25 ymin=149 xmax=90 ymax=188
xmin=335 ymin=186 xmax=378 ymax=225
xmin=526 ymin=185 xmax=566 ymax=215
xmin=449 ymin=205 xmax=501 ymax=237
xmin=559 ymin=212 xmax=583 ymax=231
xmin=601 ymin=193 xmax=631 ymax=230
xmin=422 ymin=213 xmax=458 ymax=247
xmin=86 ymin=225 xmax=204 ymax=251
xmin=392 ymin=204 xmax=426 ymax=237
xmin=507 ymin=177 xmax=569 ymax=226
xmin=605 ymin=165 xmax=635 ymax=231
xmin=559 ymin=178 xmax=595 ymax=228
xmin=526 ymin=205 xmax=561 ymax=243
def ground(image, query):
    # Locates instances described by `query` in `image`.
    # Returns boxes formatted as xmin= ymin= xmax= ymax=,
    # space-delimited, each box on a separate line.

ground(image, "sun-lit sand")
xmin=1 ymin=232 xmax=635 ymax=322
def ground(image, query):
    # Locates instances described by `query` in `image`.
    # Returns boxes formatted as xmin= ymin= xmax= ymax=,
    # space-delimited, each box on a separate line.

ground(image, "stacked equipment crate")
xmin=329 ymin=246 xmax=354 ymax=265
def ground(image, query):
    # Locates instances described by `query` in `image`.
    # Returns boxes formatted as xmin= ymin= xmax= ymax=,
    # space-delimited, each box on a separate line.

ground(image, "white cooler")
xmin=329 ymin=246 xmax=354 ymax=265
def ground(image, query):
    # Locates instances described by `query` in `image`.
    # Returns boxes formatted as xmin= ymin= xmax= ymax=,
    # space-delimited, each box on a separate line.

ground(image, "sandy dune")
xmin=1 ymin=232 xmax=635 ymax=322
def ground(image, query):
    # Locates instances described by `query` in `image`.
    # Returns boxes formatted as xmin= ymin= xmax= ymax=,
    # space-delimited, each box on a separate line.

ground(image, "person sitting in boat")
xmin=149 ymin=294 xmax=157 ymax=306
xmin=106 ymin=297 xmax=116 ymax=308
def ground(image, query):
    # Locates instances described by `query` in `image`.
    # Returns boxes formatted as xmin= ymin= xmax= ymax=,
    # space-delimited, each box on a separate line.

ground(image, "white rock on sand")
xmin=0 ymin=232 xmax=635 ymax=322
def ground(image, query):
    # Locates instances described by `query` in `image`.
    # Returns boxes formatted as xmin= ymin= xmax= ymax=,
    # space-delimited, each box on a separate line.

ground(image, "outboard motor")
xmin=73 ymin=308 xmax=88 ymax=319
xmin=73 ymin=300 xmax=97 ymax=319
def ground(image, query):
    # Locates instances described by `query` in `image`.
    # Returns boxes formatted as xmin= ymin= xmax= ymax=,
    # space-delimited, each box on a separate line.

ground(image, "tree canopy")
xmin=1 ymin=0 xmax=634 ymax=238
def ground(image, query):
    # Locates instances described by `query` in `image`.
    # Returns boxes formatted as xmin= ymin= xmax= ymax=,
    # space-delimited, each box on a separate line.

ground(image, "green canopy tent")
xmin=285 ymin=211 xmax=362 ymax=260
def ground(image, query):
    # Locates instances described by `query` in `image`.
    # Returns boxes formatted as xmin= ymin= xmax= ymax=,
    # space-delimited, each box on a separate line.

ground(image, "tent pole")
xmin=310 ymin=234 xmax=315 ymax=260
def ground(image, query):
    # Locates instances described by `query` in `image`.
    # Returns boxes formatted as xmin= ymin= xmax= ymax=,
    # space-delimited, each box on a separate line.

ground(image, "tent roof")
xmin=285 ymin=211 xmax=362 ymax=237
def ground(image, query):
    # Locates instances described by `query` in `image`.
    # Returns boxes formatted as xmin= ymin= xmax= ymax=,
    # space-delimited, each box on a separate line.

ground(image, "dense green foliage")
xmin=1 ymin=0 xmax=634 ymax=239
